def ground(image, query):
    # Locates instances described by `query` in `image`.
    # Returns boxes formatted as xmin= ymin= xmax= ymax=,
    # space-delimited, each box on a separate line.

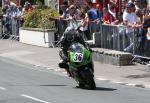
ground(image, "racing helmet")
xmin=64 ymin=27 xmax=78 ymax=42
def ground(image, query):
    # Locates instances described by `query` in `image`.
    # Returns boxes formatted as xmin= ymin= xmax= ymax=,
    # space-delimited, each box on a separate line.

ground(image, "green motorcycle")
xmin=59 ymin=42 xmax=96 ymax=90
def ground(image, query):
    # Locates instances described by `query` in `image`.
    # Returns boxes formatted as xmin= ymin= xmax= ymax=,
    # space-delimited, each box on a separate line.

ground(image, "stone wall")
xmin=92 ymin=48 xmax=133 ymax=66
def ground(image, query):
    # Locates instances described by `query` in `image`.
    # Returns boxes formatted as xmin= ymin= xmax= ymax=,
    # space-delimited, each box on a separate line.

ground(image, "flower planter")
xmin=19 ymin=28 xmax=56 ymax=48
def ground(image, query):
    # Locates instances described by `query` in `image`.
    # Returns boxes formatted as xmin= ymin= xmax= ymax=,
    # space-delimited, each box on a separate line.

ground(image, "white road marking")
xmin=145 ymin=85 xmax=150 ymax=88
xmin=125 ymin=83 xmax=136 ymax=86
xmin=54 ymin=69 xmax=62 ymax=71
xmin=0 ymin=87 xmax=6 ymax=90
xmin=96 ymin=77 xmax=108 ymax=81
xmin=21 ymin=94 xmax=50 ymax=103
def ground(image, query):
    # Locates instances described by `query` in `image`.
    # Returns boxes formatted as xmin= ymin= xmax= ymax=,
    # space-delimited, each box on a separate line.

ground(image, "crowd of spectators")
xmin=58 ymin=0 xmax=149 ymax=29
xmin=56 ymin=0 xmax=150 ymax=53
xmin=1 ymin=0 xmax=150 ymax=54
xmin=1 ymin=0 xmax=34 ymax=35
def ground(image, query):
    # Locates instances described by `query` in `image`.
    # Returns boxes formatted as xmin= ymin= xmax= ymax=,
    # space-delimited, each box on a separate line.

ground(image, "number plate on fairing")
xmin=73 ymin=53 xmax=84 ymax=62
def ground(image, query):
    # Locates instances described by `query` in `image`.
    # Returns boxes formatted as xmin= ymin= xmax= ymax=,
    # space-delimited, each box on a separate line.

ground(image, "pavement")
xmin=0 ymin=39 xmax=150 ymax=89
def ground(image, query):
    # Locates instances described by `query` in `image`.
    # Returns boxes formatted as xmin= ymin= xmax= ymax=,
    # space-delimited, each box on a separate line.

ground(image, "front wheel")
xmin=86 ymin=75 xmax=96 ymax=90
xmin=79 ymin=68 xmax=96 ymax=90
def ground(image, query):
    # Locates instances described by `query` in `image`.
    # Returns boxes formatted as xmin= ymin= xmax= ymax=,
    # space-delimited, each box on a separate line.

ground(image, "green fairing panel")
xmin=69 ymin=48 xmax=92 ymax=68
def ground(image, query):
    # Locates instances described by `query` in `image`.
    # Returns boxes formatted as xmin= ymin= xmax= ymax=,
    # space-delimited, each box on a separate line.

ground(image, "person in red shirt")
xmin=96 ymin=0 xmax=110 ymax=10
xmin=113 ymin=0 xmax=119 ymax=13
xmin=102 ymin=7 xmax=115 ymax=24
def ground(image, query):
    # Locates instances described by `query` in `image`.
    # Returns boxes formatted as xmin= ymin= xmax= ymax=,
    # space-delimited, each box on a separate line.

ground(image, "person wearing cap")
xmin=86 ymin=1 xmax=99 ymax=38
xmin=123 ymin=2 xmax=138 ymax=52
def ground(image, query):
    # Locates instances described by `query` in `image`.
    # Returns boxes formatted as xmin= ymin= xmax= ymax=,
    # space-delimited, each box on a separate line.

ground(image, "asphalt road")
xmin=0 ymin=57 xmax=150 ymax=103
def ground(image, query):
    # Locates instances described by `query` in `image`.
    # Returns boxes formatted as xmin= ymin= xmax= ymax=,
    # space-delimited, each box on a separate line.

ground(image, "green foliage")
xmin=23 ymin=7 xmax=59 ymax=29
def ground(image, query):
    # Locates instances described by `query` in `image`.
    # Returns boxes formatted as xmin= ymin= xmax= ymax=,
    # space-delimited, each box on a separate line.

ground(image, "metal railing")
xmin=0 ymin=17 xmax=20 ymax=40
xmin=0 ymin=17 xmax=149 ymax=58
xmin=99 ymin=24 xmax=150 ymax=57
xmin=100 ymin=24 xmax=126 ymax=51
xmin=54 ymin=19 xmax=150 ymax=58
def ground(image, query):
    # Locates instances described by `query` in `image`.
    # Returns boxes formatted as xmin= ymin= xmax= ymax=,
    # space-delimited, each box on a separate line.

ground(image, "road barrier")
xmin=0 ymin=17 xmax=149 ymax=58
xmin=54 ymin=19 xmax=150 ymax=58
xmin=0 ymin=17 xmax=20 ymax=41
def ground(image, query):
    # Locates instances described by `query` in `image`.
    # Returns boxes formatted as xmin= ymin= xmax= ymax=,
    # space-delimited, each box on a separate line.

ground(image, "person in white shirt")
xmin=123 ymin=2 xmax=138 ymax=52
xmin=79 ymin=12 xmax=89 ymax=40
xmin=128 ymin=0 xmax=135 ymax=3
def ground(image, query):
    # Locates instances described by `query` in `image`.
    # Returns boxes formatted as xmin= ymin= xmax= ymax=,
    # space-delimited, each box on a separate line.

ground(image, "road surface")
xmin=0 ymin=57 xmax=150 ymax=103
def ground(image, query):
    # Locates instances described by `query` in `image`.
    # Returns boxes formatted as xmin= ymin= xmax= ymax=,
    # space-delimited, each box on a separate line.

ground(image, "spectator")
xmin=96 ymin=0 xmax=103 ymax=11
xmin=10 ymin=3 xmax=20 ymax=19
xmin=87 ymin=1 xmax=98 ymax=36
xmin=4 ymin=2 xmax=15 ymax=33
xmin=17 ymin=6 xmax=23 ymax=26
xmin=138 ymin=18 xmax=150 ymax=54
xmin=59 ymin=4 xmax=69 ymax=19
xmin=128 ymin=0 xmax=135 ymax=3
xmin=142 ymin=1 xmax=150 ymax=20
xmin=2 ymin=2 xmax=21 ymax=35
xmin=21 ymin=1 xmax=34 ymax=24
xmin=134 ymin=0 xmax=141 ymax=10
xmin=141 ymin=0 xmax=148 ymax=9
xmin=135 ymin=9 xmax=143 ymax=25
xmin=112 ymin=0 xmax=119 ymax=13
xmin=123 ymin=2 xmax=138 ymax=52
xmin=108 ymin=0 xmax=119 ymax=19
xmin=2 ymin=0 xmax=10 ymax=18
xmin=102 ymin=7 xmax=119 ymax=25
xmin=79 ymin=12 xmax=90 ymax=40
xmin=67 ymin=5 xmax=81 ymax=20
xmin=22 ymin=1 xmax=33 ymax=15
xmin=144 ymin=18 xmax=150 ymax=41
xmin=95 ymin=4 xmax=102 ymax=22
xmin=122 ymin=0 xmax=128 ymax=13
xmin=108 ymin=2 xmax=117 ymax=19
xmin=135 ymin=9 xmax=146 ymax=53
xmin=134 ymin=0 xmax=144 ymax=21
xmin=87 ymin=1 xmax=98 ymax=22
xmin=57 ymin=1 xmax=69 ymax=20
xmin=4 ymin=0 xmax=10 ymax=6
xmin=1 ymin=5 xmax=9 ymax=33
xmin=57 ymin=5 xmax=82 ymax=32
xmin=68 ymin=0 xmax=75 ymax=6
xmin=96 ymin=0 xmax=110 ymax=9
xmin=63 ymin=0 xmax=69 ymax=7
xmin=2 ymin=5 xmax=9 ymax=15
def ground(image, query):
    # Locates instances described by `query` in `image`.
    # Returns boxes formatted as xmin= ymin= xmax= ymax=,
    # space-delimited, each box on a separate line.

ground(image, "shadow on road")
xmin=40 ymin=84 xmax=67 ymax=86
xmin=95 ymin=87 xmax=117 ymax=91
xmin=74 ymin=86 xmax=117 ymax=91
xmin=125 ymin=74 xmax=150 ymax=79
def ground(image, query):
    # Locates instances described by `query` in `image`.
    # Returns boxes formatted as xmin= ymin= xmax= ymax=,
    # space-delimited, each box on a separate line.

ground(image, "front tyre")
xmin=80 ymin=68 xmax=96 ymax=90
xmin=86 ymin=75 xmax=96 ymax=90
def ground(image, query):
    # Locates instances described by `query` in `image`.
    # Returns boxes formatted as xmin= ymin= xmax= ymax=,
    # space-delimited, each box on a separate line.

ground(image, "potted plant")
xmin=19 ymin=5 xmax=59 ymax=47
